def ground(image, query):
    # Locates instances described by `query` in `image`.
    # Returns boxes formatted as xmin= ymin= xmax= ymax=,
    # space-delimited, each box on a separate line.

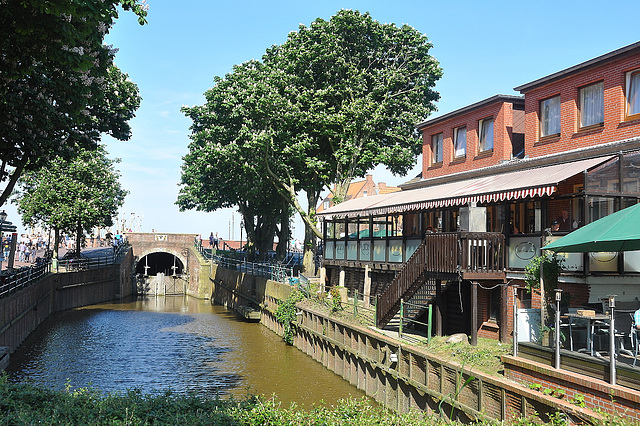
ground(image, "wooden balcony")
xmin=376 ymin=232 xmax=505 ymax=328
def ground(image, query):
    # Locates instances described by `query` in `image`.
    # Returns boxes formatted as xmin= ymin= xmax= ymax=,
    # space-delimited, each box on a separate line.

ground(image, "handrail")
xmin=0 ymin=261 xmax=51 ymax=299
xmin=376 ymin=232 xmax=505 ymax=328
xmin=57 ymin=243 xmax=130 ymax=272
xmin=212 ymin=255 xmax=294 ymax=284
xmin=0 ymin=243 xmax=131 ymax=300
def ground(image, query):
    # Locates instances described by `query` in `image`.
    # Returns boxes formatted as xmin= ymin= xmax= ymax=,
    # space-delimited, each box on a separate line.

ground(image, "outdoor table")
xmin=567 ymin=313 xmax=610 ymax=356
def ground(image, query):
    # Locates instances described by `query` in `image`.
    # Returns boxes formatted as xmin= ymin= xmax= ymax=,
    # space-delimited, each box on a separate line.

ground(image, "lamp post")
xmin=554 ymin=288 xmax=563 ymax=369
xmin=0 ymin=210 xmax=6 ymax=271
xmin=608 ymin=294 xmax=617 ymax=385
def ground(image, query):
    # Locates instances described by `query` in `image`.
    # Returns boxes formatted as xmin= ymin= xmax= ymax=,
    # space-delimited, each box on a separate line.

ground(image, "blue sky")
xmin=7 ymin=0 xmax=640 ymax=240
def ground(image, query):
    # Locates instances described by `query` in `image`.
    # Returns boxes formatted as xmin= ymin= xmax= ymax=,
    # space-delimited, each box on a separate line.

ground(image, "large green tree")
xmin=179 ymin=61 xmax=292 ymax=261
xmin=263 ymin=10 xmax=442 ymax=272
xmin=14 ymin=145 xmax=128 ymax=260
xmin=180 ymin=10 xmax=441 ymax=274
xmin=0 ymin=0 xmax=148 ymax=206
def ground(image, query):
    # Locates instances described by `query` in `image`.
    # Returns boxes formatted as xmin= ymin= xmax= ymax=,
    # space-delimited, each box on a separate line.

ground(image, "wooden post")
xmin=363 ymin=264 xmax=371 ymax=308
xmin=435 ymin=278 xmax=443 ymax=336
xmin=471 ymin=281 xmax=478 ymax=346
xmin=499 ymin=280 xmax=508 ymax=343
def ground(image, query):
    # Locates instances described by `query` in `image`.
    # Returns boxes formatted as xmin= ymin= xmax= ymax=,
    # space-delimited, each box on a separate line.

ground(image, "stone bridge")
xmin=126 ymin=233 xmax=210 ymax=297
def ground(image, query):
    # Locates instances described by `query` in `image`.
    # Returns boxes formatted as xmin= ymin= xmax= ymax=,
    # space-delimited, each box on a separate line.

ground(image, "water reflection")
xmin=7 ymin=296 xmax=369 ymax=407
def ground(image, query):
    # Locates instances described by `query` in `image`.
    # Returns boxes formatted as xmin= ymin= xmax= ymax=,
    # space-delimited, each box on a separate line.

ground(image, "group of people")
xmin=2 ymin=233 xmax=47 ymax=265
xmin=208 ymin=232 xmax=220 ymax=249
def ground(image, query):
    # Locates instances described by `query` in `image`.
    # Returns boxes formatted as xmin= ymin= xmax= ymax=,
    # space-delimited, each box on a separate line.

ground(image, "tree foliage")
xmin=0 ymin=0 xmax=147 ymax=206
xmin=179 ymin=61 xmax=292 ymax=260
xmin=179 ymin=10 xmax=441 ymax=273
xmin=14 ymin=145 xmax=128 ymax=258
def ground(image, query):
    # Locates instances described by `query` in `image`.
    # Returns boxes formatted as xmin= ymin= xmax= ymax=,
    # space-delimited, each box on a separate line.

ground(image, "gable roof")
xmin=514 ymin=41 xmax=640 ymax=93
xmin=416 ymin=94 xmax=524 ymax=130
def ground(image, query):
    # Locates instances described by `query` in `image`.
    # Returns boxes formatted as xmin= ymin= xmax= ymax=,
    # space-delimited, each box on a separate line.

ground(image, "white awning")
xmin=319 ymin=156 xmax=612 ymax=219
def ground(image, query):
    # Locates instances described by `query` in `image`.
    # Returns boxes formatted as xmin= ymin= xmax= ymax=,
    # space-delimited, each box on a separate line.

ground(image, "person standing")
xmin=555 ymin=209 xmax=571 ymax=231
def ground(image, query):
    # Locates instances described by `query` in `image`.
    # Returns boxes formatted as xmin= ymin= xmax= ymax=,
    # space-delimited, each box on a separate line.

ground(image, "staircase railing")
xmin=375 ymin=232 xmax=505 ymax=328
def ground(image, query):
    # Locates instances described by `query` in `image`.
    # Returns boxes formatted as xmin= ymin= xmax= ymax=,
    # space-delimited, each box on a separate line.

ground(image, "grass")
xmin=298 ymin=293 xmax=508 ymax=377
xmin=422 ymin=336 xmax=510 ymax=377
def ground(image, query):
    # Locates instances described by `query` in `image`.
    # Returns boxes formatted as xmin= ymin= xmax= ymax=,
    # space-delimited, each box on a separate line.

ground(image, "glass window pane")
xmin=622 ymin=151 xmax=640 ymax=193
xmin=326 ymin=222 xmax=336 ymax=239
xmin=580 ymin=82 xmax=604 ymax=127
xmin=358 ymin=220 xmax=370 ymax=238
xmin=540 ymin=96 xmax=560 ymax=137
xmin=586 ymin=156 xmax=620 ymax=193
xmin=479 ymin=118 xmax=494 ymax=152
xmin=588 ymin=196 xmax=617 ymax=222
xmin=454 ymin=127 xmax=466 ymax=157
xmin=628 ymin=71 xmax=640 ymax=116
xmin=347 ymin=221 xmax=358 ymax=238
xmin=431 ymin=133 xmax=443 ymax=163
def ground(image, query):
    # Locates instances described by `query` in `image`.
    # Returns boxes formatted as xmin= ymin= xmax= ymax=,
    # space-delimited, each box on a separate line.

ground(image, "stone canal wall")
xmin=0 ymin=250 xmax=135 ymax=355
xmin=209 ymin=264 xmax=600 ymax=424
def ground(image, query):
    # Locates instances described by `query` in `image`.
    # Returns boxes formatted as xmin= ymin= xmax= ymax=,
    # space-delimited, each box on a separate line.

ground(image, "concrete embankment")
xmin=207 ymin=261 xmax=600 ymax=424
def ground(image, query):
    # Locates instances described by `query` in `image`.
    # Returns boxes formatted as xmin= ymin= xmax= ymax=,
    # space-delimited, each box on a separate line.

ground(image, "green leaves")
xmin=0 ymin=0 xmax=145 ymax=206
xmin=14 ymin=145 xmax=128 ymax=246
xmin=180 ymin=9 xmax=442 ymax=272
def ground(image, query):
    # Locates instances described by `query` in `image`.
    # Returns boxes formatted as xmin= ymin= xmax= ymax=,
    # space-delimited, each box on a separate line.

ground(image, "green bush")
xmin=274 ymin=289 xmax=304 ymax=344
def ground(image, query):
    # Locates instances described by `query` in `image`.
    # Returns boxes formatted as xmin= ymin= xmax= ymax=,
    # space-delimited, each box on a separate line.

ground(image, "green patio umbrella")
xmin=544 ymin=203 xmax=640 ymax=253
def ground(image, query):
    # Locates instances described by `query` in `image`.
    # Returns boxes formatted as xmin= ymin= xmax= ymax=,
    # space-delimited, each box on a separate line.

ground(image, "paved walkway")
xmin=3 ymin=246 xmax=116 ymax=271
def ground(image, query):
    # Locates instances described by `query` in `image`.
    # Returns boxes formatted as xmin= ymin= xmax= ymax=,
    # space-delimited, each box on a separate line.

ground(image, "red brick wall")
xmin=422 ymin=101 xmax=517 ymax=179
xmin=521 ymin=54 xmax=640 ymax=157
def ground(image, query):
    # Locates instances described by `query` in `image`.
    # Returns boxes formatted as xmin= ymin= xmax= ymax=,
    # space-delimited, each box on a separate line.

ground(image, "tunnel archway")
xmin=135 ymin=252 xmax=185 ymax=276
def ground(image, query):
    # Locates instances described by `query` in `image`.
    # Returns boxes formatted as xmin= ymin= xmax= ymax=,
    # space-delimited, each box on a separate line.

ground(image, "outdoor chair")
xmin=561 ymin=308 xmax=588 ymax=352
xmin=632 ymin=313 xmax=640 ymax=367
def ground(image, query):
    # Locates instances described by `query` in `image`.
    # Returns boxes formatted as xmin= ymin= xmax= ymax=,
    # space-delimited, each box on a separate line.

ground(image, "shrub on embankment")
xmin=3 ymin=374 xmax=616 ymax=425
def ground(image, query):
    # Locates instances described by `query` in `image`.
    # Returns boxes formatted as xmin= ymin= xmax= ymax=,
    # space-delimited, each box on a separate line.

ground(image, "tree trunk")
xmin=275 ymin=204 xmax=290 ymax=261
xmin=75 ymin=221 xmax=83 ymax=257
xmin=302 ymin=221 xmax=317 ymax=276
xmin=301 ymin=190 xmax=320 ymax=275
xmin=53 ymin=228 xmax=60 ymax=260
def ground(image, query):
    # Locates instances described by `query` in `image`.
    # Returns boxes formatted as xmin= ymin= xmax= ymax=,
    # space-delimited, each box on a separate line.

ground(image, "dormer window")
xmin=627 ymin=69 xmax=640 ymax=120
xmin=454 ymin=126 xmax=466 ymax=158
xmin=540 ymin=95 xmax=560 ymax=137
xmin=478 ymin=117 xmax=494 ymax=152
xmin=431 ymin=133 xmax=443 ymax=164
xmin=579 ymin=81 xmax=604 ymax=128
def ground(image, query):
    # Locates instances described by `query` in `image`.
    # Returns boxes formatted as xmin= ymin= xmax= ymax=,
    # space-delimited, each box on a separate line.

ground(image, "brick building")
xmin=318 ymin=41 xmax=640 ymax=344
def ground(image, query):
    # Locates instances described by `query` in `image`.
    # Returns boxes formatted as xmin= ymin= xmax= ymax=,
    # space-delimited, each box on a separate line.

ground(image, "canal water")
xmin=6 ymin=296 xmax=369 ymax=407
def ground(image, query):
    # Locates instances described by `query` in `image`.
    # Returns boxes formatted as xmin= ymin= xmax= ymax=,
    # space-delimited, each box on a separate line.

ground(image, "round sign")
xmin=515 ymin=241 xmax=537 ymax=261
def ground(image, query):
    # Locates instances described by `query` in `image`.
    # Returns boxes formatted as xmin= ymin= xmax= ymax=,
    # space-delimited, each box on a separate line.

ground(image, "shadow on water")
xmin=6 ymin=296 xmax=371 ymax=407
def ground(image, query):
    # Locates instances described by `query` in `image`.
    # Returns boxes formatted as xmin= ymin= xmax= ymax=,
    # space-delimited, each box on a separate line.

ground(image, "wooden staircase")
xmin=376 ymin=232 xmax=505 ymax=329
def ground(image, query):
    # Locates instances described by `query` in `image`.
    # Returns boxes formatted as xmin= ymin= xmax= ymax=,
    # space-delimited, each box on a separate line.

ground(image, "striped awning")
xmin=319 ymin=156 xmax=612 ymax=219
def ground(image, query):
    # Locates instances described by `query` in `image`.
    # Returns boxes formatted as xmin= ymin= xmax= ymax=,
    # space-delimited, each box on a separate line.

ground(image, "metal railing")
xmin=57 ymin=243 xmax=129 ymax=272
xmin=398 ymin=299 xmax=432 ymax=343
xmin=195 ymin=236 xmax=296 ymax=284
xmin=0 ymin=243 xmax=130 ymax=300
xmin=213 ymin=255 xmax=294 ymax=284
xmin=0 ymin=261 xmax=51 ymax=299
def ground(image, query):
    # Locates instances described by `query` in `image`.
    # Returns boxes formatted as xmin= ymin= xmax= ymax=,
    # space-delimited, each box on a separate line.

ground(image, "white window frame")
xmin=478 ymin=117 xmax=494 ymax=152
xmin=579 ymin=81 xmax=604 ymax=128
xmin=540 ymin=95 xmax=560 ymax=137
xmin=431 ymin=133 xmax=443 ymax=164
xmin=454 ymin=126 xmax=466 ymax=158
